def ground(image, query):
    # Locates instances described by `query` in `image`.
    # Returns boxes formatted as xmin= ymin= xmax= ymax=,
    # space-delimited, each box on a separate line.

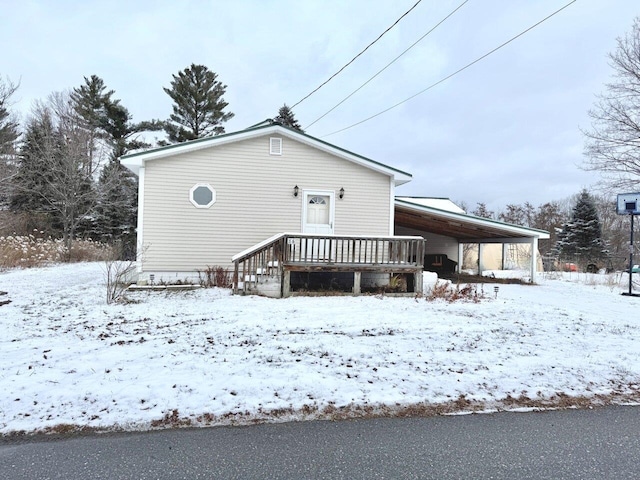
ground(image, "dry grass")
xmin=425 ymin=280 xmax=486 ymax=303
xmin=0 ymin=235 xmax=112 ymax=269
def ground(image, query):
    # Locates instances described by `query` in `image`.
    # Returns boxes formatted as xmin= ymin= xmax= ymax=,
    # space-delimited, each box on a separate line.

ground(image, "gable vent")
xmin=270 ymin=137 xmax=282 ymax=155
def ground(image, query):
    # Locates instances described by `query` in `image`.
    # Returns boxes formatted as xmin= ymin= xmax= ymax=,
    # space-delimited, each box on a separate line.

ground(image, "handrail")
xmin=231 ymin=232 xmax=287 ymax=263
xmin=232 ymin=233 xmax=425 ymax=295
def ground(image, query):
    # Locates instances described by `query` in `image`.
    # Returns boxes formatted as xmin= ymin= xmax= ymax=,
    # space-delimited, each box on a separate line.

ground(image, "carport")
xmin=394 ymin=197 xmax=550 ymax=283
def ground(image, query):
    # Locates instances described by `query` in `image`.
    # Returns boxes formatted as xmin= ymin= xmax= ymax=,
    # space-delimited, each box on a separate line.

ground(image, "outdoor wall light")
xmin=294 ymin=185 xmax=299 ymax=197
xmin=339 ymin=187 xmax=345 ymax=199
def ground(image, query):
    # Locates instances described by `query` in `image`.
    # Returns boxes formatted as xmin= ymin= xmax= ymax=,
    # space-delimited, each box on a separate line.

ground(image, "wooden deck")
xmin=232 ymin=233 xmax=426 ymax=297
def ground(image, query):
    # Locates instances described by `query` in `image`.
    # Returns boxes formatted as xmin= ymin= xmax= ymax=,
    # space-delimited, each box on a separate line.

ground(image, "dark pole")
xmin=630 ymin=214 xmax=635 ymax=296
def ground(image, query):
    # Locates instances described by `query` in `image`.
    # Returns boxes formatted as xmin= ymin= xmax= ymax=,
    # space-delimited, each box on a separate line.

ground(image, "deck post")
xmin=353 ymin=271 xmax=361 ymax=295
xmin=414 ymin=270 xmax=423 ymax=294
xmin=282 ymin=270 xmax=291 ymax=298
xmin=233 ymin=262 xmax=239 ymax=294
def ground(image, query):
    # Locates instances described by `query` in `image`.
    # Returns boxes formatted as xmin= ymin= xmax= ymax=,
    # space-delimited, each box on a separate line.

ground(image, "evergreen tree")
xmin=71 ymin=76 xmax=162 ymax=256
xmin=554 ymin=190 xmax=609 ymax=268
xmin=163 ymin=64 xmax=234 ymax=143
xmin=273 ymin=104 xmax=303 ymax=131
xmin=94 ymin=156 xmax=138 ymax=257
xmin=0 ymin=76 xmax=19 ymax=155
xmin=10 ymin=110 xmax=61 ymax=233
xmin=70 ymin=75 xmax=116 ymax=174
xmin=0 ymin=76 xmax=19 ymax=209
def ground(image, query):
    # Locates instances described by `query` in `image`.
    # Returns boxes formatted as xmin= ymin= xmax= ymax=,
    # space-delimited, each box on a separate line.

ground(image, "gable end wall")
xmin=141 ymin=135 xmax=392 ymax=272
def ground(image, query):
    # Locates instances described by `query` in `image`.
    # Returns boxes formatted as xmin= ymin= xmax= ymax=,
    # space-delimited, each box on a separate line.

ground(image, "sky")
xmin=2 ymin=0 xmax=639 ymax=212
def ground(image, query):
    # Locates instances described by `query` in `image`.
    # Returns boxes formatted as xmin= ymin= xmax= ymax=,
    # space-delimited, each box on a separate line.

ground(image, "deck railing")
xmin=232 ymin=233 xmax=425 ymax=295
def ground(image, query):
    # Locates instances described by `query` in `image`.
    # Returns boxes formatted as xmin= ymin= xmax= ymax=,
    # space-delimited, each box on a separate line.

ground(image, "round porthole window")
xmin=190 ymin=184 xmax=216 ymax=208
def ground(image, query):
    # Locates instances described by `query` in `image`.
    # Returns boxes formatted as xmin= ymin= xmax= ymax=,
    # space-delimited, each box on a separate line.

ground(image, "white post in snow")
xmin=478 ymin=243 xmax=485 ymax=276
xmin=502 ymin=243 xmax=509 ymax=270
xmin=530 ymin=237 xmax=539 ymax=283
xmin=458 ymin=243 xmax=464 ymax=273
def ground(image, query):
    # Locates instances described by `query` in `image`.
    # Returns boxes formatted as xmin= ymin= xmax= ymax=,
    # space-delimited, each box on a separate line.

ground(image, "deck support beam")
xmin=414 ymin=271 xmax=423 ymax=294
xmin=282 ymin=270 xmax=291 ymax=298
xmin=353 ymin=272 xmax=361 ymax=295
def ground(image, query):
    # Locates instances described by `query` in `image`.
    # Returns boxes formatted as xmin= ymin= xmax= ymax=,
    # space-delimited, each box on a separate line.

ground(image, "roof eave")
xmin=120 ymin=124 xmax=413 ymax=183
xmin=395 ymin=198 xmax=550 ymax=239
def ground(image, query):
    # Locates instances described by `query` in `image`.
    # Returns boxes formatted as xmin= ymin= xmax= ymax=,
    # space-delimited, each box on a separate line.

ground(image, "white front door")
xmin=303 ymin=192 xmax=334 ymax=235
xmin=303 ymin=191 xmax=335 ymax=260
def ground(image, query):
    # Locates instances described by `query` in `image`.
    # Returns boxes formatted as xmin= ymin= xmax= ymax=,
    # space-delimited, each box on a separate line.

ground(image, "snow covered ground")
xmin=1 ymin=263 xmax=639 ymax=435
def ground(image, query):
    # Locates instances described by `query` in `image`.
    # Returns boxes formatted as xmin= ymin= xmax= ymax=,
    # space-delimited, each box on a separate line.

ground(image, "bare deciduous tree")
xmin=11 ymin=93 xmax=117 ymax=255
xmin=583 ymin=17 xmax=640 ymax=191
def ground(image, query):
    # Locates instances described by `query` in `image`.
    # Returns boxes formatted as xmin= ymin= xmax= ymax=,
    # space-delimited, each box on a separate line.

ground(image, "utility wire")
xmin=321 ymin=0 xmax=577 ymax=138
xmin=307 ymin=0 xmax=469 ymax=129
xmin=291 ymin=0 xmax=422 ymax=109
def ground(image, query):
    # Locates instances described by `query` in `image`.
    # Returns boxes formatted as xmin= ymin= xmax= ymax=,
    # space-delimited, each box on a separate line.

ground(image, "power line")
xmin=307 ymin=0 xmax=469 ymax=129
xmin=320 ymin=0 xmax=577 ymax=138
xmin=291 ymin=0 xmax=422 ymax=109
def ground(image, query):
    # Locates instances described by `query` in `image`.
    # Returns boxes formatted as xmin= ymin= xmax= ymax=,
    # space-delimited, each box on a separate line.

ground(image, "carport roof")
xmin=395 ymin=198 xmax=550 ymax=241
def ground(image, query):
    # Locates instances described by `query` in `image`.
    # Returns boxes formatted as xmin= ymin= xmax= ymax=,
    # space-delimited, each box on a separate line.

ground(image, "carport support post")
xmin=502 ymin=243 xmax=509 ymax=270
xmin=457 ymin=243 xmax=464 ymax=273
xmin=530 ymin=237 xmax=539 ymax=284
xmin=478 ymin=243 xmax=485 ymax=276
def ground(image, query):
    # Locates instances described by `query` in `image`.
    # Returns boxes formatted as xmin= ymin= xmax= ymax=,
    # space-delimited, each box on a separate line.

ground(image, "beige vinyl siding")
xmin=142 ymin=134 xmax=391 ymax=271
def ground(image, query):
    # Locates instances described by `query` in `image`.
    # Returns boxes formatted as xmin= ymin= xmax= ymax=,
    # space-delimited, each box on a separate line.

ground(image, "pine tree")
xmin=94 ymin=157 xmax=138 ymax=258
xmin=0 ymin=76 xmax=19 ymax=209
xmin=10 ymin=112 xmax=58 ymax=234
xmin=70 ymin=75 xmax=116 ymax=174
xmin=273 ymin=104 xmax=303 ymax=131
xmin=554 ymin=190 xmax=609 ymax=268
xmin=163 ymin=64 xmax=234 ymax=143
xmin=71 ymin=76 xmax=163 ymax=256
xmin=0 ymin=76 xmax=19 ymax=155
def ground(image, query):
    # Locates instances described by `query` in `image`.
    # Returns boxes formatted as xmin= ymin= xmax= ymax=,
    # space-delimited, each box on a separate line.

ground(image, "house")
xmin=121 ymin=121 xmax=549 ymax=296
xmin=120 ymin=121 xmax=425 ymax=296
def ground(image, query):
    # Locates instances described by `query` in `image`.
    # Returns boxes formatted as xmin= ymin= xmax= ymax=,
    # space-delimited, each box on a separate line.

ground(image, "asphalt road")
xmin=1 ymin=406 xmax=639 ymax=479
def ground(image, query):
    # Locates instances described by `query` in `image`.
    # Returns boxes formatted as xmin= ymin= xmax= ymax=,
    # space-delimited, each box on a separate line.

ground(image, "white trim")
xmin=389 ymin=177 xmax=395 ymax=235
xmin=301 ymin=189 xmax=335 ymax=234
xmin=136 ymin=166 xmax=145 ymax=273
xmin=189 ymin=183 xmax=216 ymax=208
xmin=269 ymin=137 xmax=282 ymax=155
xmin=121 ymin=125 xmax=412 ymax=185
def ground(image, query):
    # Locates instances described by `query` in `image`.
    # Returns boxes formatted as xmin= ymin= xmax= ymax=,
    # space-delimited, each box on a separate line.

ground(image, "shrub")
xmin=198 ymin=266 xmax=232 ymax=288
xmin=425 ymin=280 xmax=485 ymax=303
